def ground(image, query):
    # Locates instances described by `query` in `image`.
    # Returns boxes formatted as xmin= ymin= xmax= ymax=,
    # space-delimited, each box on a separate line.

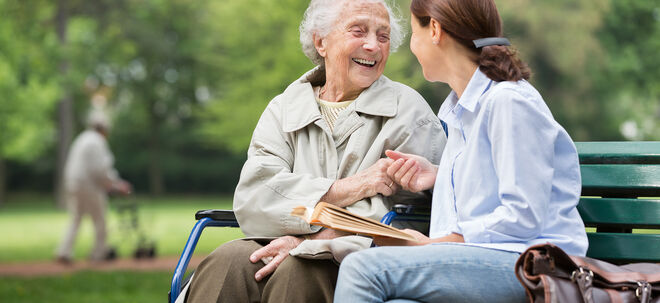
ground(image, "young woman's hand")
xmin=373 ymin=230 xmax=465 ymax=247
xmin=385 ymin=150 xmax=437 ymax=192
xmin=373 ymin=229 xmax=430 ymax=246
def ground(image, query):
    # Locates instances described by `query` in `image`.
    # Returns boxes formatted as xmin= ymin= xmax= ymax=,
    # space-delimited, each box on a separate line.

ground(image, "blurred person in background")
xmin=55 ymin=109 xmax=132 ymax=264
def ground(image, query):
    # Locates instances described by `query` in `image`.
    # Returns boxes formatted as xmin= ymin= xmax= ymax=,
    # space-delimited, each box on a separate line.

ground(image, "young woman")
xmin=333 ymin=0 xmax=588 ymax=302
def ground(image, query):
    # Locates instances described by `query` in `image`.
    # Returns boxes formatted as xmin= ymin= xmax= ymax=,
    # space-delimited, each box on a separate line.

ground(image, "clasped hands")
xmin=249 ymin=150 xmax=439 ymax=281
xmin=383 ymin=150 xmax=437 ymax=193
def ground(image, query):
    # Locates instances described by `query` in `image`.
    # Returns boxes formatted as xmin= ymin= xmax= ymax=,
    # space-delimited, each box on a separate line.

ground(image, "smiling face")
xmin=317 ymin=1 xmax=391 ymax=95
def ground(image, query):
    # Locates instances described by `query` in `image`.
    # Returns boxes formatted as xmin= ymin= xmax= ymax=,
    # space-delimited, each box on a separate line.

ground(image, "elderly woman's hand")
xmin=321 ymin=158 xmax=399 ymax=207
xmin=249 ymin=228 xmax=348 ymax=281
xmin=385 ymin=150 xmax=437 ymax=192
xmin=354 ymin=158 xmax=399 ymax=197
xmin=250 ymin=235 xmax=303 ymax=281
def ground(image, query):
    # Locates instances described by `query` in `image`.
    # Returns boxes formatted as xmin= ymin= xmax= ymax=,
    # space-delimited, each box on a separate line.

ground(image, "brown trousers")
xmin=186 ymin=239 xmax=339 ymax=303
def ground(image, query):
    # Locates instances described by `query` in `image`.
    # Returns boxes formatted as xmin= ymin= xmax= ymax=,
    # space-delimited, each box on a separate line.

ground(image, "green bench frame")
xmin=576 ymin=141 xmax=660 ymax=263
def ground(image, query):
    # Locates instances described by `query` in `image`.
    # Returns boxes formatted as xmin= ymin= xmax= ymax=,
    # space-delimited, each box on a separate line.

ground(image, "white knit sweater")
xmin=314 ymin=86 xmax=354 ymax=132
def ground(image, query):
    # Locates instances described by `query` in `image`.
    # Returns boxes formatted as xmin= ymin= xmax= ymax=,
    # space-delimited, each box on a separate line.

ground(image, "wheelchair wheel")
xmin=134 ymin=243 xmax=157 ymax=259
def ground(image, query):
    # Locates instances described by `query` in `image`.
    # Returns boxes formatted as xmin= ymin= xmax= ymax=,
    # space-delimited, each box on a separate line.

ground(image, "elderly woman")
xmin=184 ymin=0 xmax=445 ymax=302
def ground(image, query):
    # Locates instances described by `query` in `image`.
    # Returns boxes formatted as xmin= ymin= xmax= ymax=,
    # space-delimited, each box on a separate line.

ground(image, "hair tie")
xmin=473 ymin=37 xmax=511 ymax=48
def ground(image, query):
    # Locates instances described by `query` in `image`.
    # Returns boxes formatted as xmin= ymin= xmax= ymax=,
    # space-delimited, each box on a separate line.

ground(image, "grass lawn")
xmin=0 ymin=270 xmax=172 ymax=303
xmin=3 ymin=193 xmax=657 ymax=303
xmin=0 ymin=194 xmax=244 ymax=302
xmin=0 ymin=193 xmax=244 ymax=263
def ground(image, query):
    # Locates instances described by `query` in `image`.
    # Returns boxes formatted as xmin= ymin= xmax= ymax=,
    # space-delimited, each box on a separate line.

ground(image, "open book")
xmin=291 ymin=202 xmax=416 ymax=241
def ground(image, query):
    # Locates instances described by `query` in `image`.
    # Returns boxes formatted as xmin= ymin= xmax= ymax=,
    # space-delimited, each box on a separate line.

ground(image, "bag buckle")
xmin=571 ymin=267 xmax=595 ymax=303
xmin=636 ymin=281 xmax=651 ymax=303
xmin=571 ymin=267 xmax=593 ymax=282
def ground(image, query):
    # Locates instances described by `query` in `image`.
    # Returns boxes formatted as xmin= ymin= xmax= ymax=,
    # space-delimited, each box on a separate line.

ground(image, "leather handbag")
xmin=515 ymin=243 xmax=660 ymax=303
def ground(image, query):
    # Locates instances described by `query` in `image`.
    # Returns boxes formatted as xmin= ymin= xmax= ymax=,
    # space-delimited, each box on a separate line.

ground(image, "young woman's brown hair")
xmin=410 ymin=0 xmax=531 ymax=82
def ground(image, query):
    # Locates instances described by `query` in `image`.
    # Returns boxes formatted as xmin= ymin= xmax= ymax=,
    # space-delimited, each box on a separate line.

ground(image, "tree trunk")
xmin=55 ymin=0 xmax=74 ymax=208
xmin=148 ymin=150 xmax=164 ymax=196
xmin=0 ymin=157 xmax=6 ymax=206
xmin=148 ymin=101 xmax=165 ymax=196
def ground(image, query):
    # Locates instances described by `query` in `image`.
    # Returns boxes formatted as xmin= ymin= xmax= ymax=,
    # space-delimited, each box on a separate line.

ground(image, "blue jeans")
xmin=334 ymin=243 xmax=527 ymax=303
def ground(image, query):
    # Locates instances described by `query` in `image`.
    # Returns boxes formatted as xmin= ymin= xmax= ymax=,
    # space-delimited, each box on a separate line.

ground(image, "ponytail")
xmin=478 ymin=45 xmax=531 ymax=82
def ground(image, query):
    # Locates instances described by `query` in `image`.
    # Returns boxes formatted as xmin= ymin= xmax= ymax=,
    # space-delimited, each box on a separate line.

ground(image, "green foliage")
xmin=495 ymin=0 xmax=613 ymax=140
xmin=195 ymin=0 xmax=659 ymax=146
xmin=594 ymin=0 xmax=660 ymax=140
xmin=3 ymin=0 xmax=659 ymax=194
xmin=0 ymin=1 xmax=59 ymax=162
xmin=195 ymin=0 xmax=314 ymax=152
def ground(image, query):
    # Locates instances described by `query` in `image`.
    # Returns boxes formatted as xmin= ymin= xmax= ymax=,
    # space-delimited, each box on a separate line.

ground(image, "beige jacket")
xmin=234 ymin=69 xmax=446 ymax=261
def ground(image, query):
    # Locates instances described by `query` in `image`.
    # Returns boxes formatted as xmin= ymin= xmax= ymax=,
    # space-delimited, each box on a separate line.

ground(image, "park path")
xmin=0 ymin=256 xmax=204 ymax=277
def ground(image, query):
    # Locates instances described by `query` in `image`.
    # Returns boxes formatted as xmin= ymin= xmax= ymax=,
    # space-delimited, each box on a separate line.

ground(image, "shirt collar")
xmin=437 ymin=68 xmax=493 ymax=124
xmin=282 ymin=68 xmax=397 ymax=132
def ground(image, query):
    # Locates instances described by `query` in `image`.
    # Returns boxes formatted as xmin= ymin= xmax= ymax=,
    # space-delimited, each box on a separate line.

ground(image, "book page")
xmin=291 ymin=202 xmax=417 ymax=241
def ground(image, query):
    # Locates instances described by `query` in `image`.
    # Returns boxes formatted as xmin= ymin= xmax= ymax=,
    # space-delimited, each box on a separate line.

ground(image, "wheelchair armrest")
xmin=170 ymin=210 xmax=239 ymax=303
xmin=382 ymin=204 xmax=431 ymax=225
xmin=195 ymin=209 xmax=236 ymax=221
xmin=392 ymin=204 xmax=431 ymax=215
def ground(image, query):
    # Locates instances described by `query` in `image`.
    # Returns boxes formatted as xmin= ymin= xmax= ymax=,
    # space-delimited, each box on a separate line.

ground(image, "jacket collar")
xmin=282 ymin=67 xmax=397 ymax=133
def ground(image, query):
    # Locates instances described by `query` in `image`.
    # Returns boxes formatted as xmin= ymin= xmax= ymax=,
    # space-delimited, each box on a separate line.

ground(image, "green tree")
xmin=593 ymin=0 xmax=660 ymax=140
xmin=3 ymin=0 xmax=658 ymax=198
xmin=104 ymin=0 xmax=220 ymax=194
xmin=0 ymin=0 xmax=60 ymax=204
xmin=196 ymin=0 xmax=314 ymax=152
xmin=494 ymin=0 xmax=612 ymax=140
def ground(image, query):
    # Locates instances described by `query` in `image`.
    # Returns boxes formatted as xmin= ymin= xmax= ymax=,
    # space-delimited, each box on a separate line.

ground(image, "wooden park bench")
xmin=169 ymin=141 xmax=660 ymax=302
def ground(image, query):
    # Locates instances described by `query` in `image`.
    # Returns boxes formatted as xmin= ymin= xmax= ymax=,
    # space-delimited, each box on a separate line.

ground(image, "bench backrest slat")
xmin=580 ymin=165 xmax=660 ymax=197
xmin=586 ymin=233 xmax=660 ymax=262
xmin=575 ymin=142 xmax=660 ymax=263
xmin=578 ymin=197 xmax=660 ymax=228
xmin=577 ymin=141 xmax=660 ymax=164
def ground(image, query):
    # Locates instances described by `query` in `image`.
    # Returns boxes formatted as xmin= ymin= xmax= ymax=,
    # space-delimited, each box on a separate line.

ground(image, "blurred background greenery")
xmin=0 ymin=0 xmax=659 ymax=201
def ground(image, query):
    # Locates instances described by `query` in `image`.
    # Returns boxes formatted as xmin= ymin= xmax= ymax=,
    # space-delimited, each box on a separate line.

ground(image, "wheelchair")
xmin=168 ymin=204 xmax=430 ymax=303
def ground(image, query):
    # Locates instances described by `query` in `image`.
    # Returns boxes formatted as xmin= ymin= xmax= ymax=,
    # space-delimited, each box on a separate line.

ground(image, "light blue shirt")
xmin=430 ymin=68 xmax=588 ymax=256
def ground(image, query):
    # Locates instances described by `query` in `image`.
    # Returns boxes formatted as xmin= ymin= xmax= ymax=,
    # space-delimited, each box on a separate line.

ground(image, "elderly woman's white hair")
xmin=300 ymin=0 xmax=405 ymax=66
